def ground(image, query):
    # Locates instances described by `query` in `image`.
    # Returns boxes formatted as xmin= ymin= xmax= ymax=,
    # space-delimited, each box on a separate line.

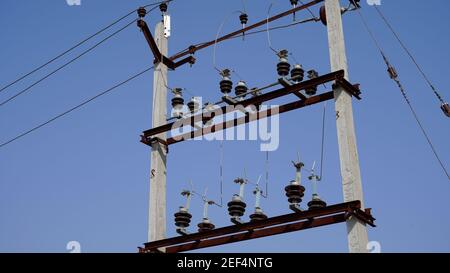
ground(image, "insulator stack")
xmin=441 ymin=102 xmax=450 ymax=117
xmin=227 ymin=195 xmax=246 ymax=220
xmin=305 ymin=70 xmax=319 ymax=95
xmin=159 ymin=2 xmax=168 ymax=13
xmin=277 ymin=50 xmax=291 ymax=77
xmin=171 ymin=88 xmax=184 ymax=117
xmin=174 ymin=208 xmax=192 ymax=229
xmin=285 ymin=181 xmax=305 ymax=205
xmin=239 ymin=13 xmax=248 ymax=26
xmin=307 ymin=171 xmax=327 ymax=210
xmin=290 ymin=0 xmax=299 ymax=20
xmin=219 ymin=69 xmax=233 ymax=96
xmin=307 ymin=197 xmax=327 ymax=210
xmin=291 ymin=64 xmax=305 ymax=83
xmin=249 ymin=208 xmax=268 ymax=222
xmin=187 ymin=98 xmax=199 ymax=114
xmin=137 ymin=7 xmax=147 ymax=18
xmin=197 ymin=220 xmax=215 ymax=232
xmin=235 ymin=81 xmax=248 ymax=100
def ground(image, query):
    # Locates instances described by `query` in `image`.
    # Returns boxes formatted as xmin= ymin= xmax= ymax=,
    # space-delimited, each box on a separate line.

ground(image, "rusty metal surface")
xmin=137 ymin=19 xmax=196 ymax=70
xmin=139 ymin=200 xmax=375 ymax=253
xmin=141 ymin=70 xmax=346 ymax=140
xmin=165 ymin=91 xmax=334 ymax=145
xmin=169 ymin=0 xmax=325 ymax=61
xmin=166 ymin=214 xmax=347 ymax=253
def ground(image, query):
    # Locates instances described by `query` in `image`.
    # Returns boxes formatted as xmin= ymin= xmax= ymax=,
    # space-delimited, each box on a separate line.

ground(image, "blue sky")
xmin=0 ymin=0 xmax=449 ymax=253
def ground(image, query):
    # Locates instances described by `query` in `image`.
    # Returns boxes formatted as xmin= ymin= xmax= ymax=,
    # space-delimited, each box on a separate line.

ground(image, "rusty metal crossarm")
xmin=165 ymin=214 xmax=348 ymax=253
xmin=335 ymin=78 xmax=362 ymax=100
xmin=166 ymin=91 xmax=335 ymax=145
xmin=141 ymin=70 xmax=346 ymax=142
xmin=137 ymin=19 xmax=196 ymax=70
xmin=140 ymin=201 xmax=372 ymax=252
xmin=168 ymin=0 xmax=325 ymax=61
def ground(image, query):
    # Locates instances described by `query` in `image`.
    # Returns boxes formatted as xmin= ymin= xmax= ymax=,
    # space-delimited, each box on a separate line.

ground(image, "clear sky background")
xmin=0 ymin=0 xmax=449 ymax=253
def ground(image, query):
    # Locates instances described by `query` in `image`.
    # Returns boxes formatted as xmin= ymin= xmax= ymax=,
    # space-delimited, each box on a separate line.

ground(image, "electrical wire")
xmin=373 ymin=5 xmax=447 ymax=105
xmin=298 ymin=0 xmax=319 ymax=20
xmin=213 ymin=10 xmax=244 ymax=73
xmin=0 ymin=0 xmax=172 ymax=95
xmin=266 ymin=3 xmax=279 ymax=54
xmin=0 ymin=66 xmax=154 ymax=149
xmin=352 ymin=3 xmax=449 ymax=180
xmin=0 ymin=18 xmax=138 ymax=108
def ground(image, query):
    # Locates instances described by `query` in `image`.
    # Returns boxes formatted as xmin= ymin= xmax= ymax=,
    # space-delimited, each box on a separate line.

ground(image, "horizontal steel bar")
xmin=166 ymin=213 xmax=347 ymax=253
xmin=142 ymin=201 xmax=362 ymax=251
xmin=336 ymin=78 xmax=362 ymax=100
xmin=142 ymin=70 xmax=344 ymax=139
xmin=166 ymin=91 xmax=334 ymax=145
xmin=169 ymin=0 xmax=325 ymax=61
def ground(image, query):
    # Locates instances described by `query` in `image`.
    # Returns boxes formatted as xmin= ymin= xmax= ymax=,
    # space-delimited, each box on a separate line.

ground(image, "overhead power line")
xmin=352 ymin=3 xmax=449 ymax=180
xmin=0 ymin=18 xmax=138 ymax=107
xmin=0 ymin=66 xmax=154 ymax=149
xmin=0 ymin=4 xmax=167 ymax=108
xmin=373 ymin=5 xmax=447 ymax=107
xmin=0 ymin=0 xmax=171 ymax=95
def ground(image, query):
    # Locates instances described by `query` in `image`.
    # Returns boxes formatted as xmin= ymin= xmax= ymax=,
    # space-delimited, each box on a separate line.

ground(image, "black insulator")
xmin=187 ymin=99 xmax=199 ymax=113
xmin=159 ymin=2 xmax=168 ymax=13
xmin=239 ymin=13 xmax=248 ymax=25
xmin=137 ymin=7 xmax=147 ymax=18
xmin=235 ymin=81 xmax=248 ymax=99
xmin=171 ymin=97 xmax=184 ymax=108
xmin=442 ymin=102 xmax=450 ymax=117
xmin=220 ymin=79 xmax=233 ymax=95
xmin=249 ymin=211 xmax=268 ymax=222
xmin=284 ymin=184 xmax=305 ymax=204
xmin=290 ymin=0 xmax=299 ymax=5
xmin=291 ymin=64 xmax=305 ymax=83
xmin=307 ymin=198 xmax=327 ymax=210
xmin=227 ymin=199 xmax=247 ymax=217
xmin=197 ymin=221 xmax=215 ymax=232
xmin=174 ymin=210 xmax=192 ymax=228
xmin=277 ymin=61 xmax=291 ymax=77
xmin=305 ymin=70 xmax=319 ymax=95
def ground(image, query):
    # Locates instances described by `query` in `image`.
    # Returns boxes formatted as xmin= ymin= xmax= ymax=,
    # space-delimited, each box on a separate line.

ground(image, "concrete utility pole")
xmin=324 ymin=0 xmax=369 ymax=253
xmin=148 ymin=21 xmax=168 ymax=244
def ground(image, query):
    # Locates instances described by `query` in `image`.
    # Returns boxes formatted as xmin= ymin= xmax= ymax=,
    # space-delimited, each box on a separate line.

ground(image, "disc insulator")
xmin=227 ymin=200 xmax=246 ymax=217
xmin=284 ymin=184 xmax=305 ymax=204
xmin=291 ymin=64 xmax=305 ymax=83
xmin=277 ymin=61 xmax=291 ymax=77
xmin=249 ymin=211 xmax=268 ymax=222
xmin=137 ymin=7 xmax=147 ymax=18
xmin=174 ymin=210 xmax=192 ymax=228
xmin=220 ymin=79 xmax=233 ymax=95
xmin=197 ymin=221 xmax=215 ymax=232
xmin=307 ymin=199 xmax=327 ymax=210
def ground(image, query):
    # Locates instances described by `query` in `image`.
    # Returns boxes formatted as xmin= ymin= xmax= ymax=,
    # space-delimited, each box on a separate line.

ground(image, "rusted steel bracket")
xmin=141 ymin=136 xmax=169 ymax=153
xmin=138 ymin=200 xmax=375 ymax=253
xmin=164 ymin=91 xmax=335 ymax=145
xmin=334 ymin=78 xmax=362 ymax=100
xmin=140 ymin=70 xmax=363 ymax=146
xmin=168 ymin=0 xmax=325 ymax=62
xmin=137 ymin=19 xmax=195 ymax=70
